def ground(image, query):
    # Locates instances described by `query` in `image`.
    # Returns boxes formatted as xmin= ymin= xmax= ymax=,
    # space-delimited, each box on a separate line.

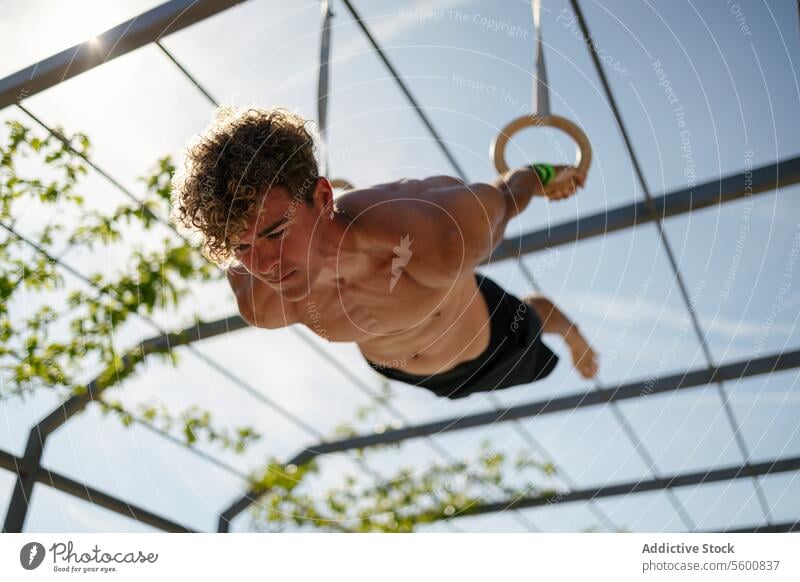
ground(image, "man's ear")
xmin=314 ymin=177 xmax=334 ymax=217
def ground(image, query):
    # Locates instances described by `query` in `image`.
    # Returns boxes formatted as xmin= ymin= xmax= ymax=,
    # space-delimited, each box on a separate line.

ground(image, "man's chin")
xmin=276 ymin=276 xmax=310 ymax=302
xmin=279 ymin=286 xmax=309 ymax=302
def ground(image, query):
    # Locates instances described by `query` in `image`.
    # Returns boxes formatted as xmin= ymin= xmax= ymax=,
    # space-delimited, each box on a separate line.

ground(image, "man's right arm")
xmin=226 ymin=267 xmax=294 ymax=329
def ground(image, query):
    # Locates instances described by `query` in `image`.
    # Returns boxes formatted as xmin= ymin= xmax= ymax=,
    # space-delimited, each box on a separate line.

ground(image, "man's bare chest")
xmin=296 ymin=262 xmax=466 ymax=344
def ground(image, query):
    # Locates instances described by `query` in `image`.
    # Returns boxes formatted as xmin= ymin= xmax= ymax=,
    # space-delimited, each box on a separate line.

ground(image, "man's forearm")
xmin=492 ymin=167 xmax=544 ymax=222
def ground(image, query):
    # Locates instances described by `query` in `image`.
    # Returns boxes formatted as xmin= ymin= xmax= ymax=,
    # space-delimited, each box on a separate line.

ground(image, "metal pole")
xmin=568 ymin=0 xmax=775 ymax=525
xmin=454 ymin=455 xmax=800 ymax=518
xmin=719 ymin=521 xmax=800 ymax=533
xmin=2 ymin=316 xmax=244 ymax=532
xmin=1 ymin=448 xmax=195 ymax=532
xmin=4 ymin=443 xmax=797 ymax=533
xmin=0 ymin=0 xmax=249 ymax=110
xmin=217 ymin=347 xmax=800 ymax=527
xmin=339 ymin=0 xmax=469 ymax=181
xmin=490 ymin=155 xmax=800 ymax=263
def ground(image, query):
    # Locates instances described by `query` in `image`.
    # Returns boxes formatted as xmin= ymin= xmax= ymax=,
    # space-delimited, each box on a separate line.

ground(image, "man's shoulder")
xmin=336 ymin=181 xmax=438 ymax=246
xmin=335 ymin=178 xmax=426 ymax=211
xmin=334 ymin=175 xmax=465 ymax=210
xmin=336 ymin=180 xmax=467 ymax=288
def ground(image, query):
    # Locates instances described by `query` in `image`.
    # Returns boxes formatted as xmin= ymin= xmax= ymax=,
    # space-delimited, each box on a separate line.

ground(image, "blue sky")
xmin=1 ymin=0 xmax=799 ymax=532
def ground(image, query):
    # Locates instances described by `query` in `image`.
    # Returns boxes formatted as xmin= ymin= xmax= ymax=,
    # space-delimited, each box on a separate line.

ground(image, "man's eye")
xmin=266 ymin=229 xmax=286 ymax=240
xmin=234 ymin=244 xmax=250 ymax=253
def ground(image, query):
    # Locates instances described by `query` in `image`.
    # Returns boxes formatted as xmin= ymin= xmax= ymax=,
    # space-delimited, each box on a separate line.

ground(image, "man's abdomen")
xmin=356 ymin=273 xmax=492 ymax=375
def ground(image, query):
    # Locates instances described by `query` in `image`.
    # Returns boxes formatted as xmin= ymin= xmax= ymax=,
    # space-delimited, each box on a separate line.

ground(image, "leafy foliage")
xmin=247 ymin=440 xmax=558 ymax=532
xmin=0 ymin=119 xmax=251 ymax=452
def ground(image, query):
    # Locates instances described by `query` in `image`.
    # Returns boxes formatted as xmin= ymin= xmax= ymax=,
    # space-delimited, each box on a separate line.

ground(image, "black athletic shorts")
xmin=364 ymin=272 xmax=559 ymax=399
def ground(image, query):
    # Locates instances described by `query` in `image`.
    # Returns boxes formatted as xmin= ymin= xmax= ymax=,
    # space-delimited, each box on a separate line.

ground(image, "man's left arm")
xmin=409 ymin=167 xmax=581 ymax=276
xmin=354 ymin=170 xmax=583 ymax=284
xmin=492 ymin=165 xmax=586 ymax=221
xmin=420 ymin=170 xmax=551 ymax=268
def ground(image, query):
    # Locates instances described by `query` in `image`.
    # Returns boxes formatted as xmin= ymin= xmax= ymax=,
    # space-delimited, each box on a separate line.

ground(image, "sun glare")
xmin=69 ymin=13 xmax=110 ymax=47
xmin=46 ymin=2 xmax=124 ymax=53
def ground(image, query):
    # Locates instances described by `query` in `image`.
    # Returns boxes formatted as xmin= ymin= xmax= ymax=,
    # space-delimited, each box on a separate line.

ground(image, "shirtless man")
xmin=172 ymin=107 xmax=598 ymax=400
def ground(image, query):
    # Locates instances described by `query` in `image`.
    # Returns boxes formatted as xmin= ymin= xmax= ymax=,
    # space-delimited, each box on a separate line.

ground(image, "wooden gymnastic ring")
xmin=491 ymin=114 xmax=592 ymax=194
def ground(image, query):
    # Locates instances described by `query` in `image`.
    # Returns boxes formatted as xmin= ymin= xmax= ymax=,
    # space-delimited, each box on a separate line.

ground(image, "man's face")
xmin=230 ymin=182 xmax=328 ymax=301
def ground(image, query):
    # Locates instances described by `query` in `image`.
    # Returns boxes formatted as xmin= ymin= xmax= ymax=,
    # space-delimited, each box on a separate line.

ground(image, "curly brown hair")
xmin=171 ymin=106 xmax=319 ymax=265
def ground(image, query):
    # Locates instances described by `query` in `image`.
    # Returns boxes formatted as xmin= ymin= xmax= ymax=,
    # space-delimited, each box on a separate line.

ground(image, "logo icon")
xmin=20 ymin=542 xmax=46 ymax=570
xmin=390 ymin=234 xmax=413 ymax=293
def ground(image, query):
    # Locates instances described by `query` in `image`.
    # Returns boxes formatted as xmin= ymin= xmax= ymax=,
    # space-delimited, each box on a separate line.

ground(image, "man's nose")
xmin=252 ymin=246 xmax=280 ymax=277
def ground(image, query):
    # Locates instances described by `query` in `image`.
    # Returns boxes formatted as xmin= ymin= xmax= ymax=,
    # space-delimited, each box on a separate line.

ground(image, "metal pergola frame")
xmin=1 ymin=0 xmax=798 ymax=534
xmin=217 ymin=347 xmax=800 ymax=531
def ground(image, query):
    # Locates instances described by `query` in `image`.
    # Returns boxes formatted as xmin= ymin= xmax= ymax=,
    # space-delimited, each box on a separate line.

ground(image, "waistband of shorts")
xmin=365 ymin=271 xmax=506 ymax=381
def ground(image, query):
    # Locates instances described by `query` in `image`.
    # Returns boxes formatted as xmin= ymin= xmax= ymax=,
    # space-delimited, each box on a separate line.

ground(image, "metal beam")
xmin=40 ymin=468 xmax=196 ymax=533
xmin=454 ymin=455 xmax=800 ymax=519
xmin=217 ymin=347 xmax=800 ymax=529
xmin=489 ymin=155 xmax=800 ymax=263
xmin=39 ymin=315 xmax=246 ymax=437
xmin=339 ymin=0 xmax=469 ymax=181
xmin=0 ymin=0 xmax=248 ymax=110
xmin=0 ymin=447 xmax=21 ymax=473
xmin=2 ymin=315 xmax=244 ymax=532
xmin=718 ymin=521 xmax=800 ymax=533
xmin=6 ymin=442 xmax=797 ymax=533
xmin=567 ymin=0 xmax=780 ymax=527
xmin=1 ymin=448 xmax=195 ymax=532
xmin=301 ymin=347 xmax=800 ymax=454
xmin=8 ymin=443 xmax=797 ymax=533
xmin=3 ymin=427 xmax=47 ymax=533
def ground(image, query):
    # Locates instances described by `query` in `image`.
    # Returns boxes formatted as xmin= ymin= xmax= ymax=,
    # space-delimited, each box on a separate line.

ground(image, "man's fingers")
xmin=543 ymin=165 xmax=586 ymax=200
xmin=546 ymin=183 xmax=579 ymax=200
xmin=552 ymin=165 xmax=587 ymax=187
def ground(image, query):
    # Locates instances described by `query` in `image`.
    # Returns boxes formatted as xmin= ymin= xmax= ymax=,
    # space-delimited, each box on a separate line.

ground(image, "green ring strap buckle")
xmin=531 ymin=163 xmax=555 ymax=186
